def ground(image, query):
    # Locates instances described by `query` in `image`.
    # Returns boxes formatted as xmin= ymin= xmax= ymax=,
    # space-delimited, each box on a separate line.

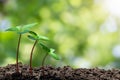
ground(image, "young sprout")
xmin=39 ymin=44 xmax=60 ymax=78
xmin=6 ymin=23 xmax=37 ymax=73
xmin=40 ymin=43 xmax=60 ymax=66
xmin=28 ymin=31 xmax=49 ymax=74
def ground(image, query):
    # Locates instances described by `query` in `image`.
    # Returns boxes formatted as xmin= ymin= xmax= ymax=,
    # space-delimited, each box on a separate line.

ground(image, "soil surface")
xmin=0 ymin=62 xmax=120 ymax=80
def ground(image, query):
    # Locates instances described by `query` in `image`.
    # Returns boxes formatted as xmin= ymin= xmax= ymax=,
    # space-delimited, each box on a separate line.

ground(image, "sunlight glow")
xmin=112 ymin=45 xmax=120 ymax=58
xmin=103 ymin=0 xmax=120 ymax=17
xmin=73 ymin=58 xmax=91 ymax=68
xmin=100 ymin=17 xmax=118 ymax=33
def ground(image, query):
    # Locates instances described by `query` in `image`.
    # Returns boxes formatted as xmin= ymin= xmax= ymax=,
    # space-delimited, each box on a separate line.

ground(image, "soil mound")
xmin=0 ymin=63 xmax=120 ymax=80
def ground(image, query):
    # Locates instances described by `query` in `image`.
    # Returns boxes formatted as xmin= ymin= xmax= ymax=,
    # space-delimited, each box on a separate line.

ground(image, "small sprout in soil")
xmin=28 ymin=31 xmax=60 ymax=74
xmin=40 ymin=43 xmax=60 ymax=66
xmin=28 ymin=31 xmax=49 ymax=74
xmin=6 ymin=23 xmax=37 ymax=73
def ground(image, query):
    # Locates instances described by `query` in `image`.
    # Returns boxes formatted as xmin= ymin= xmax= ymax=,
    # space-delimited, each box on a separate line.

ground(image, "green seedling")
xmin=28 ymin=31 xmax=49 ymax=74
xmin=6 ymin=23 xmax=37 ymax=73
xmin=40 ymin=43 xmax=60 ymax=66
xmin=28 ymin=31 xmax=60 ymax=74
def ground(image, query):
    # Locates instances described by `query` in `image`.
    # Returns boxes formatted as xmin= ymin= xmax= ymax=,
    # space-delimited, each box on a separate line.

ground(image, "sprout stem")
xmin=29 ymin=40 xmax=38 ymax=74
xmin=16 ymin=34 xmax=22 ymax=72
xmin=42 ymin=53 xmax=48 ymax=66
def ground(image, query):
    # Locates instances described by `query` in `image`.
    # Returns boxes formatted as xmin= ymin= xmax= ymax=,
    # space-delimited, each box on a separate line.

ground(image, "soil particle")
xmin=0 ymin=63 xmax=120 ymax=80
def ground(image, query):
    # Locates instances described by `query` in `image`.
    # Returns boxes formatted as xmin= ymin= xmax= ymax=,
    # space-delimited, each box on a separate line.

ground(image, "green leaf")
xmin=6 ymin=26 xmax=20 ymax=32
xmin=28 ymin=31 xmax=39 ymax=40
xmin=29 ymin=31 xmax=38 ymax=36
xmin=19 ymin=23 xmax=37 ymax=34
xmin=39 ymin=43 xmax=50 ymax=52
xmin=48 ymin=48 xmax=60 ymax=60
xmin=38 ymin=35 xmax=49 ymax=41
xmin=6 ymin=23 xmax=37 ymax=34
xmin=28 ymin=31 xmax=49 ymax=41
xmin=28 ymin=35 xmax=36 ymax=40
xmin=23 ymin=23 xmax=37 ymax=30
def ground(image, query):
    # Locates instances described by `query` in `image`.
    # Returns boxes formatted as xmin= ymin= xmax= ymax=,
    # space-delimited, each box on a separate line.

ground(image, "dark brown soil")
xmin=0 ymin=62 xmax=120 ymax=80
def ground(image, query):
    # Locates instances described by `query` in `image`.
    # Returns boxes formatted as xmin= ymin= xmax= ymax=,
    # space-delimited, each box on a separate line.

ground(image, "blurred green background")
xmin=0 ymin=0 xmax=120 ymax=68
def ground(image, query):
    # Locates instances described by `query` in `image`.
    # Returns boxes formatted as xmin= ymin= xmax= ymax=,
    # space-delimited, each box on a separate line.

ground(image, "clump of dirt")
xmin=0 ymin=62 xmax=120 ymax=80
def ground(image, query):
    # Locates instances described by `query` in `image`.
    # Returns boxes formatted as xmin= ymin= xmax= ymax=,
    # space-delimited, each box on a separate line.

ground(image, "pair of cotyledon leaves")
xmin=6 ymin=23 xmax=38 ymax=34
xmin=6 ymin=23 xmax=60 ymax=60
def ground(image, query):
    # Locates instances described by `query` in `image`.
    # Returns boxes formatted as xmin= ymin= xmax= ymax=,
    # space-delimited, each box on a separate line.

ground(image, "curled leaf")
xmin=28 ymin=31 xmax=39 ymax=40
xmin=39 ymin=43 xmax=50 ymax=52
xmin=48 ymin=48 xmax=60 ymax=60
xmin=29 ymin=31 xmax=38 ymax=36
xmin=28 ymin=35 xmax=36 ymax=40
xmin=28 ymin=30 xmax=49 ymax=41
